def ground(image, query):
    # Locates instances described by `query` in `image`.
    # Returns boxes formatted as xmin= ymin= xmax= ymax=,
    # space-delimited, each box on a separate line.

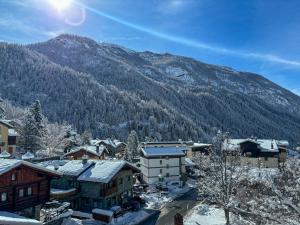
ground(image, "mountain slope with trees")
xmin=1 ymin=34 xmax=300 ymax=143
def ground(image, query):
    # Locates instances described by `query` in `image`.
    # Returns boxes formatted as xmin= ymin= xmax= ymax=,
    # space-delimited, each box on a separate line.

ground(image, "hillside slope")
xmin=1 ymin=34 xmax=300 ymax=143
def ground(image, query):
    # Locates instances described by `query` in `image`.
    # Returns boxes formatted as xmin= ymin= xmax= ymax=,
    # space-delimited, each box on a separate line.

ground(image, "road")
xmin=142 ymin=189 xmax=200 ymax=225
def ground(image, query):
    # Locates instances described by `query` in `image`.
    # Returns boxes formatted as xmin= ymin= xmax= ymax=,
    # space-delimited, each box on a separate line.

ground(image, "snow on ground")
xmin=142 ymin=179 xmax=195 ymax=209
xmin=111 ymin=210 xmax=149 ymax=225
xmin=67 ymin=210 xmax=149 ymax=225
xmin=0 ymin=211 xmax=42 ymax=225
xmin=184 ymin=204 xmax=226 ymax=225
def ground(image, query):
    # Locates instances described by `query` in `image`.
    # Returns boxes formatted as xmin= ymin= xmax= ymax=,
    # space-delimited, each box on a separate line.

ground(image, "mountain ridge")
xmin=1 ymin=34 xmax=300 ymax=144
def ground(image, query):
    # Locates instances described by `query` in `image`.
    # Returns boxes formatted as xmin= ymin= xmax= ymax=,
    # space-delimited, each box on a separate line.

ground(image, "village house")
xmin=63 ymin=145 xmax=108 ymax=160
xmin=50 ymin=159 xmax=140 ymax=212
xmin=140 ymin=144 xmax=186 ymax=184
xmin=0 ymin=120 xmax=18 ymax=155
xmin=91 ymin=139 xmax=127 ymax=157
xmin=224 ymin=138 xmax=287 ymax=168
xmin=0 ymin=159 xmax=60 ymax=219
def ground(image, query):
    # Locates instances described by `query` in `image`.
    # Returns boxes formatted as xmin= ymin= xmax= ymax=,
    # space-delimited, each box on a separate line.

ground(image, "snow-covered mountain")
xmin=1 ymin=34 xmax=300 ymax=143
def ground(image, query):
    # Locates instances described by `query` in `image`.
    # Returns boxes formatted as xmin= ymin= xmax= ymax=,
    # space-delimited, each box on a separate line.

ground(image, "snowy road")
xmin=142 ymin=189 xmax=200 ymax=225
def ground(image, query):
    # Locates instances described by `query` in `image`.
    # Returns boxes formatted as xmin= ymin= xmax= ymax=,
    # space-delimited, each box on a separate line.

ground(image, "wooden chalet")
xmin=63 ymin=145 xmax=108 ymax=160
xmin=0 ymin=159 xmax=60 ymax=219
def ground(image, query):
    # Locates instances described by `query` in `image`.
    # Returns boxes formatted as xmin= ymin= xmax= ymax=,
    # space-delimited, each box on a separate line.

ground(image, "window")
xmin=27 ymin=187 xmax=32 ymax=196
xmin=127 ymin=175 xmax=131 ymax=181
xmin=165 ymin=156 xmax=169 ymax=160
xmin=166 ymin=173 xmax=170 ymax=177
xmin=166 ymin=164 xmax=169 ymax=169
xmin=11 ymin=173 xmax=16 ymax=181
xmin=119 ymin=178 xmax=123 ymax=185
xmin=19 ymin=189 xmax=24 ymax=198
xmin=159 ymin=169 xmax=163 ymax=174
xmin=159 ymin=160 xmax=162 ymax=165
xmin=1 ymin=193 xmax=7 ymax=202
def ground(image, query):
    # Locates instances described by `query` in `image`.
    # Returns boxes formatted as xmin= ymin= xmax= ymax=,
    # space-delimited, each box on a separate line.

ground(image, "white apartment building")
xmin=140 ymin=146 xmax=186 ymax=184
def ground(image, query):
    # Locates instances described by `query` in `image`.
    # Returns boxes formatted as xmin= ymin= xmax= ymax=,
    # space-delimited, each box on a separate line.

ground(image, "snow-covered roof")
xmin=22 ymin=152 xmax=35 ymax=160
xmin=8 ymin=129 xmax=18 ymax=136
xmin=224 ymin=139 xmax=279 ymax=153
xmin=92 ymin=208 xmax=113 ymax=217
xmin=38 ymin=160 xmax=69 ymax=170
xmin=64 ymin=145 xmax=107 ymax=158
xmin=0 ymin=211 xmax=42 ymax=225
xmin=276 ymin=140 xmax=289 ymax=147
xmin=57 ymin=160 xmax=94 ymax=176
xmin=92 ymin=139 xmax=125 ymax=148
xmin=141 ymin=146 xmax=185 ymax=157
xmin=78 ymin=160 xmax=139 ymax=183
xmin=0 ymin=120 xmax=14 ymax=128
xmin=51 ymin=188 xmax=77 ymax=195
xmin=0 ymin=159 xmax=61 ymax=176
xmin=185 ymin=158 xmax=196 ymax=166
xmin=0 ymin=151 xmax=11 ymax=158
xmin=191 ymin=143 xmax=212 ymax=148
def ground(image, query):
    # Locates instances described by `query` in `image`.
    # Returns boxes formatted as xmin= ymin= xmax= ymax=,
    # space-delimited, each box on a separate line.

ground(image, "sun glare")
xmin=48 ymin=0 xmax=72 ymax=11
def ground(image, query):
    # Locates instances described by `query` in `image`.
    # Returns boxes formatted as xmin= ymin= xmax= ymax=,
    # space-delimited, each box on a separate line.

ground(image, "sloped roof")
xmin=21 ymin=152 xmax=35 ymax=160
xmin=224 ymin=139 xmax=279 ymax=153
xmin=0 ymin=159 xmax=61 ymax=177
xmin=0 ymin=120 xmax=14 ymax=128
xmin=0 ymin=151 xmax=11 ymax=158
xmin=141 ymin=146 xmax=185 ymax=157
xmin=78 ymin=160 xmax=139 ymax=183
xmin=57 ymin=160 xmax=94 ymax=176
xmin=64 ymin=145 xmax=107 ymax=158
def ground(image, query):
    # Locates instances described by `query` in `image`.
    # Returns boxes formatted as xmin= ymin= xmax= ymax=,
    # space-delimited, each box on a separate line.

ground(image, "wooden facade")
xmin=64 ymin=148 xmax=106 ymax=160
xmin=0 ymin=164 xmax=59 ymax=213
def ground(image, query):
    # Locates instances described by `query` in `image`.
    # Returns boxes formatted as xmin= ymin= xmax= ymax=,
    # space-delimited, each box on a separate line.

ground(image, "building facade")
xmin=224 ymin=139 xmax=285 ymax=168
xmin=50 ymin=160 xmax=139 ymax=212
xmin=140 ymin=145 xmax=186 ymax=184
xmin=0 ymin=120 xmax=18 ymax=155
xmin=0 ymin=159 xmax=60 ymax=219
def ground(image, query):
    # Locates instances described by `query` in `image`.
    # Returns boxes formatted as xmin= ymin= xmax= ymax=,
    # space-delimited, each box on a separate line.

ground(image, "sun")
xmin=48 ymin=0 xmax=72 ymax=11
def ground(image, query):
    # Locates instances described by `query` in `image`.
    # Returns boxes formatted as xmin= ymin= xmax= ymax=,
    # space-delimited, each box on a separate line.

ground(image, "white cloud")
xmin=292 ymin=88 xmax=300 ymax=96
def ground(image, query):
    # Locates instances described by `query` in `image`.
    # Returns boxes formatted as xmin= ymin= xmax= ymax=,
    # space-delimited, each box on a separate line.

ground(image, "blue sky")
xmin=0 ymin=0 xmax=299 ymax=95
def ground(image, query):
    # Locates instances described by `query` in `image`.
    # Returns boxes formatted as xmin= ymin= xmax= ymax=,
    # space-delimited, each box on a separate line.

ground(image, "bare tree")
xmin=194 ymin=131 xmax=243 ymax=225
xmin=42 ymin=122 xmax=71 ymax=156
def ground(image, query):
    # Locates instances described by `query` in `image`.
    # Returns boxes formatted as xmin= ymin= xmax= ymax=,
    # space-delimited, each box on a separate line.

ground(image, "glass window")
xmin=27 ymin=187 xmax=32 ymax=196
xmin=160 ymin=169 xmax=163 ymax=174
xmin=159 ymin=160 xmax=162 ymax=165
xmin=19 ymin=189 xmax=24 ymax=198
xmin=127 ymin=175 xmax=131 ymax=181
xmin=11 ymin=173 xmax=16 ymax=181
xmin=1 ymin=193 xmax=7 ymax=202
xmin=119 ymin=178 xmax=123 ymax=185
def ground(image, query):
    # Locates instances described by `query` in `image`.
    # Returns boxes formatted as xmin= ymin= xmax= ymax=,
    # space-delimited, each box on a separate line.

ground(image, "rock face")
xmin=1 ymin=34 xmax=300 ymax=143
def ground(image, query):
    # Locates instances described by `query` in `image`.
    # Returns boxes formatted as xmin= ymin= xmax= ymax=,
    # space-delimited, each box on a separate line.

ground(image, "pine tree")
xmin=126 ymin=130 xmax=139 ymax=162
xmin=0 ymin=98 xmax=4 ymax=119
xmin=30 ymin=100 xmax=44 ymax=136
xmin=18 ymin=112 xmax=42 ymax=153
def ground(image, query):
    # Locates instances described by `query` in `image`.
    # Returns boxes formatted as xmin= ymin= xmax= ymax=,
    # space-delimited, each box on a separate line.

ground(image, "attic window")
xmin=11 ymin=173 xmax=16 ymax=181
